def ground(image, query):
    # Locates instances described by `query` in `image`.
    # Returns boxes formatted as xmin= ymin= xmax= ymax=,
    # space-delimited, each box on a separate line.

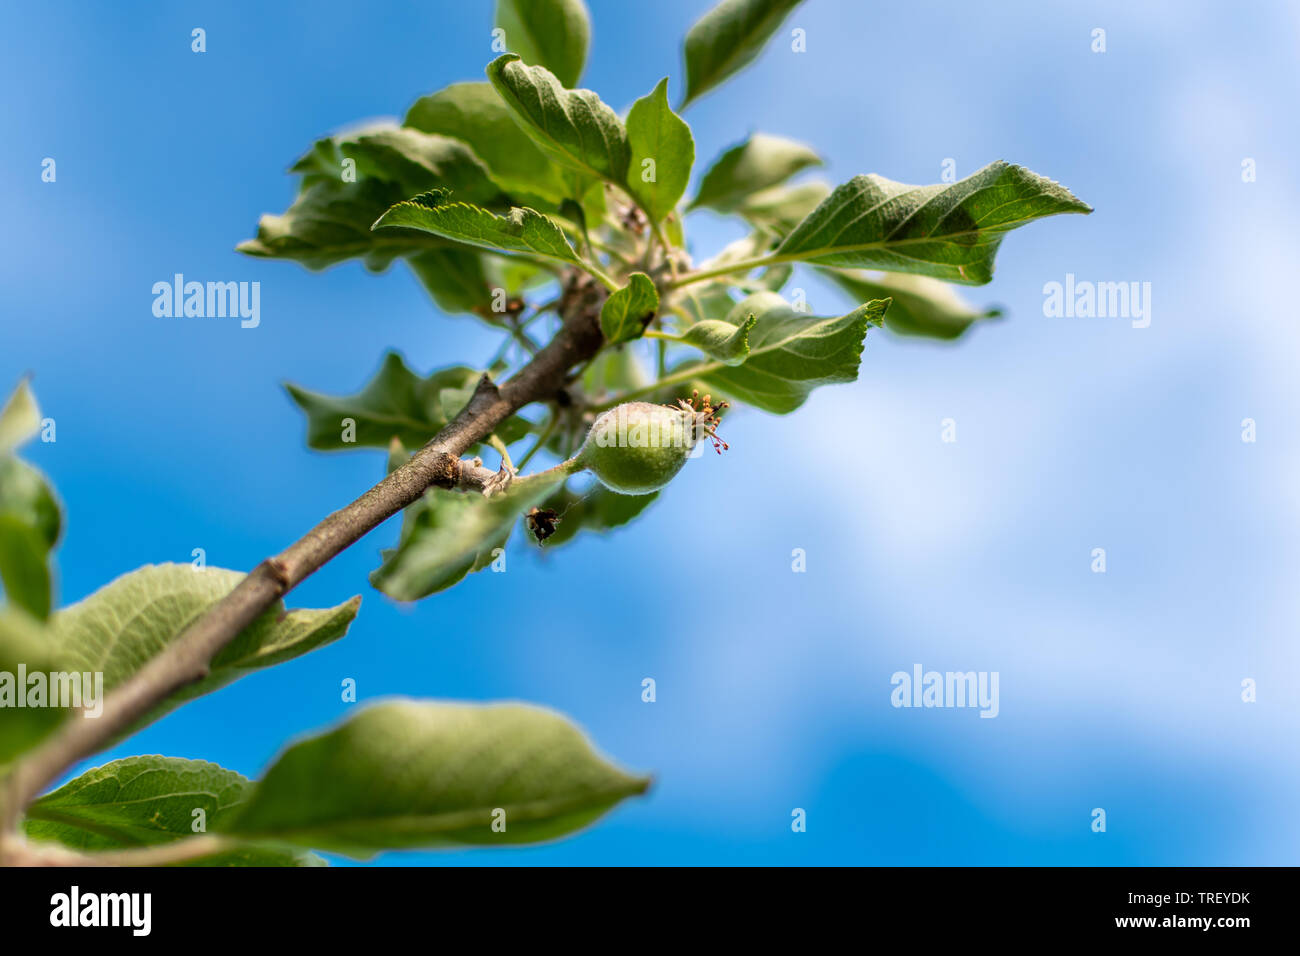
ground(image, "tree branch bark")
xmin=0 ymin=275 xmax=606 ymax=835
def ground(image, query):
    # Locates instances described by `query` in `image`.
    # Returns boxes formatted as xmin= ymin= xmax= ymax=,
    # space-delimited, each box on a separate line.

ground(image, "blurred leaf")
xmin=338 ymin=128 xmax=505 ymax=205
xmin=486 ymin=54 xmax=629 ymax=185
xmin=681 ymin=285 xmax=738 ymax=323
xmin=0 ymin=382 xmax=60 ymax=620
xmin=0 ymin=608 xmax=66 ymax=764
xmin=220 ymin=700 xmax=649 ymax=856
xmin=581 ymin=347 xmax=651 ymax=405
xmin=286 ymin=352 xmax=482 ymax=451
xmin=821 ymin=268 xmax=1002 ymax=340
xmin=626 ymin=78 xmax=695 ymax=223
xmin=373 ymin=189 xmax=581 ymax=268
xmin=696 ymin=291 xmax=889 ymax=413
xmin=405 ymin=247 xmax=500 ymax=317
xmin=681 ymin=0 xmax=804 ymax=108
xmin=600 ymin=273 xmax=659 ymax=345
xmin=24 ymin=757 xmax=321 ymax=866
xmin=52 ymin=564 xmax=358 ymax=740
xmin=0 ymin=458 xmax=59 ymax=547
xmin=777 ymin=161 xmax=1092 ymax=284
xmin=696 ymin=231 xmax=777 ymax=273
xmin=237 ymin=178 xmax=445 ymax=271
xmin=371 ymin=467 xmax=569 ymax=601
xmin=757 ymin=261 xmax=794 ymax=292
xmin=405 ymin=82 xmax=570 ymax=203
xmin=0 ymin=457 xmax=61 ymax=620
xmin=680 ymin=314 xmax=756 ymax=365
xmin=0 ymin=514 xmax=53 ymax=619
xmin=690 ymin=133 xmax=821 ymax=213
xmin=0 ymin=379 xmax=40 ymax=455
xmin=494 ymin=0 xmax=591 ymax=89
xmin=737 ymin=179 xmax=830 ymax=233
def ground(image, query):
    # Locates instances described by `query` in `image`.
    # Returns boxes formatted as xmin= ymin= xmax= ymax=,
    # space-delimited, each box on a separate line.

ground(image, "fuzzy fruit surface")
xmin=579 ymin=402 xmax=697 ymax=495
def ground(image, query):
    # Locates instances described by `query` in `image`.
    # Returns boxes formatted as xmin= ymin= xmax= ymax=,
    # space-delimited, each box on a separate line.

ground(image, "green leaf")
xmin=287 ymin=354 xmax=527 ymax=452
xmin=23 ymin=757 xmax=321 ymax=866
xmin=0 ymin=608 xmax=67 ymax=764
xmin=737 ymin=179 xmax=831 ymax=233
xmin=0 ymin=379 xmax=40 ymax=455
xmin=404 ymin=82 xmax=570 ymax=203
xmin=600 ymin=273 xmax=659 ymax=345
xmin=220 ymin=700 xmax=649 ymax=856
xmin=680 ymin=314 xmax=757 ymax=365
xmin=486 ymin=54 xmax=630 ymax=186
xmin=776 ymin=161 xmax=1092 ymax=284
xmin=625 ymin=78 xmax=695 ymax=223
xmin=696 ymin=231 xmax=777 ymax=276
xmin=0 ymin=514 xmax=54 ymax=619
xmin=0 ymin=383 xmax=61 ymax=620
xmin=333 ymin=127 xmax=506 ymax=206
xmin=405 ymin=247 xmax=499 ymax=317
xmin=373 ymin=189 xmax=581 ymax=268
xmin=371 ymin=467 xmax=570 ymax=602
xmin=287 ymin=353 xmax=479 ymax=450
xmin=690 ymin=133 xmax=821 ymax=213
xmin=695 ymin=291 xmax=889 ymax=413
xmin=0 ymin=457 xmax=61 ymax=619
xmin=821 ymin=268 xmax=1002 ymax=341
xmin=681 ymin=284 xmax=737 ymax=324
xmin=0 ymin=458 xmax=59 ymax=547
xmin=238 ymin=178 xmax=445 ymax=271
xmin=582 ymin=344 xmax=652 ymax=400
xmin=50 ymin=564 xmax=358 ymax=739
xmin=681 ymin=0 xmax=804 ymax=108
xmin=494 ymin=0 xmax=591 ymax=89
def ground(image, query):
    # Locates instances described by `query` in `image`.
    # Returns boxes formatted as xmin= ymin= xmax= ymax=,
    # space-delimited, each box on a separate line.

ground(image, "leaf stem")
xmin=591 ymin=362 xmax=720 ymax=411
xmin=583 ymin=260 xmax=620 ymax=292
xmin=486 ymin=434 xmax=514 ymax=473
xmin=514 ymin=413 xmax=558 ymax=471
xmin=666 ymin=253 xmax=789 ymax=290
xmin=650 ymin=220 xmax=679 ymax=280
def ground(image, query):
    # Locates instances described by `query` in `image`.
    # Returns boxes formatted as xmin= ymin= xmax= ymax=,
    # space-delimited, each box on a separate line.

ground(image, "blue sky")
xmin=3 ymin=0 xmax=1298 ymax=864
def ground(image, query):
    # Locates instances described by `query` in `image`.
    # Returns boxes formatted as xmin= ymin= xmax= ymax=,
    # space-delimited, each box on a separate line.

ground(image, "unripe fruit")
xmin=578 ymin=394 xmax=728 ymax=496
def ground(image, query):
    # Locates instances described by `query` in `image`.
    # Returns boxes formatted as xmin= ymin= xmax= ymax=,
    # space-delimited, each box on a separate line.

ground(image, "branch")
xmin=0 ymin=273 xmax=608 ymax=834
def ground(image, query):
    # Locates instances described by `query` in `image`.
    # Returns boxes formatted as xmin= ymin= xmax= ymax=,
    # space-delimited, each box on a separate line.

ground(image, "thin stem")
xmin=486 ymin=434 xmax=514 ymax=473
xmin=584 ymin=260 xmax=620 ymax=292
xmin=592 ymin=361 xmax=721 ymax=411
xmin=512 ymin=455 xmax=585 ymax=492
xmin=650 ymin=220 xmax=679 ymax=280
xmin=515 ymin=413 xmax=558 ymax=471
xmin=666 ymin=253 xmax=789 ymax=290
xmin=507 ymin=316 xmax=540 ymax=355
xmin=588 ymin=238 xmax=634 ymax=268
